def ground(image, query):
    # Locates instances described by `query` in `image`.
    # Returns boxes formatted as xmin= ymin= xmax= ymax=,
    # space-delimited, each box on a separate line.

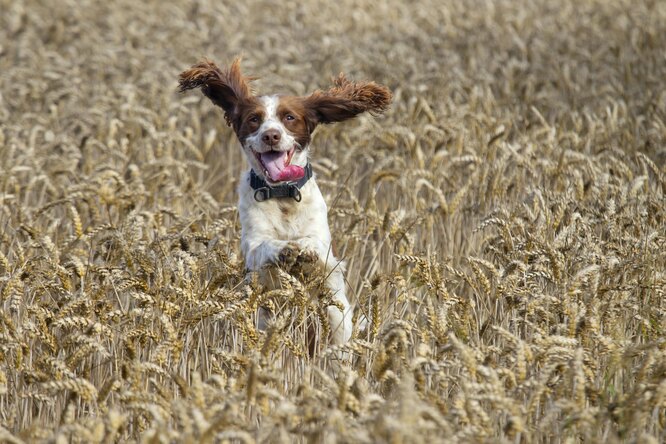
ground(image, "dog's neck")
xmin=248 ymin=163 xmax=313 ymax=202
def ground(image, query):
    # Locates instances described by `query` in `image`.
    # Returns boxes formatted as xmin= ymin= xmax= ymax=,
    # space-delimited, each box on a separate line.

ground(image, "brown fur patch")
xmin=234 ymin=98 xmax=265 ymax=141
xmin=178 ymin=57 xmax=257 ymax=127
xmin=279 ymin=203 xmax=292 ymax=216
xmin=276 ymin=96 xmax=316 ymax=149
xmin=303 ymin=73 xmax=392 ymax=124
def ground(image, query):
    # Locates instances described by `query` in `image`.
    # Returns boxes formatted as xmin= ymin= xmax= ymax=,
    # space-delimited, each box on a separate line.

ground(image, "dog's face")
xmin=179 ymin=58 xmax=391 ymax=184
xmin=233 ymin=94 xmax=315 ymax=183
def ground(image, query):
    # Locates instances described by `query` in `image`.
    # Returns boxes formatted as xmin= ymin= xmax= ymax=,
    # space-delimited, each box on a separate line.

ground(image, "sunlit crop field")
xmin=1 ymin=0 xmax=665 ymax=442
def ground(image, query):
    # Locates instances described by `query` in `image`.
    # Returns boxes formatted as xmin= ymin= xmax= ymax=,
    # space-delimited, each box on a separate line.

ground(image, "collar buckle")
xmin=254 ymin=187 xmax=270 ymax=202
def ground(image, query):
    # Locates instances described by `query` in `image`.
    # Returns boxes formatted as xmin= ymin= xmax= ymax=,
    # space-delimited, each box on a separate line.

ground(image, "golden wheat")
xmin=1 ymin=0 xmax=665 ymax=442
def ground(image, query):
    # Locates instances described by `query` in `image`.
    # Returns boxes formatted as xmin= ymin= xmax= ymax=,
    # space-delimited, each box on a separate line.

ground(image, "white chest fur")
xmin=237 ymin=169 xmax=352 ymax=344
xmin=238 ymin=171 xmax=332 ymax=269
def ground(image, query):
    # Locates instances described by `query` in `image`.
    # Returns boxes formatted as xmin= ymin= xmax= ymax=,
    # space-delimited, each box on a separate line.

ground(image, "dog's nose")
xmin=261 ymin=129 xmax=281 ymax=145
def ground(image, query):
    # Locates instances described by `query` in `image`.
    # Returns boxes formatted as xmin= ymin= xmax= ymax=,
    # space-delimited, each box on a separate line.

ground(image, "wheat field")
xmin=1 ymin=0 xmax=665 ymax=442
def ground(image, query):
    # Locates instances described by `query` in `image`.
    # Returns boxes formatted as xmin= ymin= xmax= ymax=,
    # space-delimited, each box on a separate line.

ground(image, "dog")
xmin=179 ymin=57 xmax=391 ymax=345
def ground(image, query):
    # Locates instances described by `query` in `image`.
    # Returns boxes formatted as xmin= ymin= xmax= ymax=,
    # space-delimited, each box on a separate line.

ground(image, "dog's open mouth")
xmin=255 ymin=148 xmax=305 ymax=182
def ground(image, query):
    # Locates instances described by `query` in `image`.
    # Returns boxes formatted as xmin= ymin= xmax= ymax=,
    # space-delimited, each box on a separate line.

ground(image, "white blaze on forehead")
xmin=260 ymin=95 xmax=281 ymax=129
xmin=243 ymin=95 xmax=296 ymax=153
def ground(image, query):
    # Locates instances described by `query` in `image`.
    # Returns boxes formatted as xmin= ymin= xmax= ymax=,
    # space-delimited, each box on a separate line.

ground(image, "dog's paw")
xmin=297 ymin=249 xmax=319 ymax=265
xmin=277 ymin=243 xmax=299 ymax=268
xmin=291 ymin=249 xmax=320 ymax=275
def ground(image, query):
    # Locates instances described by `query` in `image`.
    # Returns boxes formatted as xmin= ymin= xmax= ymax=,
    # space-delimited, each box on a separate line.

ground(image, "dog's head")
xmin=179 ymin=57 xmax=392 ymax=184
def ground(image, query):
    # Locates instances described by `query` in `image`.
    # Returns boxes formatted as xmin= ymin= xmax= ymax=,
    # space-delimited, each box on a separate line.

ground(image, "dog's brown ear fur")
xmin=178 ymin=57 xmax=255 ymax=125
xmin=303 ymin=74 xmax=392 ymax=125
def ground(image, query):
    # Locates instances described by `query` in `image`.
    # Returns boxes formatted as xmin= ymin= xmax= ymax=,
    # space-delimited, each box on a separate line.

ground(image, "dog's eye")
xmin=248 ymin=115 xmax=260 ymax=124
xmin=285 ymin=114 xmax=295 ymax=121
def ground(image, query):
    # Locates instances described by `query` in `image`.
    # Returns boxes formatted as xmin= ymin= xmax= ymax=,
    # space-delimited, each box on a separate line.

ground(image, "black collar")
xmin=249 ymin=163 xmax=313 ymax=202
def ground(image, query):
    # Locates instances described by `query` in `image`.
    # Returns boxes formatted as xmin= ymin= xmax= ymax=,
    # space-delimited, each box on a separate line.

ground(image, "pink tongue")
xmin=260 ymin=151 xmax=305 ymax=182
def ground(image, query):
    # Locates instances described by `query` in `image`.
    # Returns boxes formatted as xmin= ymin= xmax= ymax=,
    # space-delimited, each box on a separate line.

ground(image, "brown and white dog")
xmin=179 ymin=58 xmax=391 ymax=345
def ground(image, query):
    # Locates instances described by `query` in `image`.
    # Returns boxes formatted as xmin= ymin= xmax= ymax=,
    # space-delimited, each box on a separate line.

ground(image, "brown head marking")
xmin=303 ymin=73 xmax=392 ymax=125
xmin=178 ymin=57 xmax=257 ymax=129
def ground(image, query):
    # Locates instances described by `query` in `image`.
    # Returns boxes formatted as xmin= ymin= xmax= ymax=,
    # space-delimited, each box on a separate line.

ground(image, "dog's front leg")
xmin=291 ymin=237 xmax=352 ymax=345
xmin=243 ymin=239 xmax=300 ymax=270
xmin=245 ymin=239 xmax=300 ymax=333
xmin=291 ymin=237 xmax=332 ymax=267
xmin=325 ymin=267 xmax=353 ymax=345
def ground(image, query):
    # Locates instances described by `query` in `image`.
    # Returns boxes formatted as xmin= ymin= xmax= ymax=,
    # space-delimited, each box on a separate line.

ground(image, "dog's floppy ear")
xmin=178 ymin=57 xmax=255 ymax=126
xmin=303 ymin=74 xmax=392 ymax=125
